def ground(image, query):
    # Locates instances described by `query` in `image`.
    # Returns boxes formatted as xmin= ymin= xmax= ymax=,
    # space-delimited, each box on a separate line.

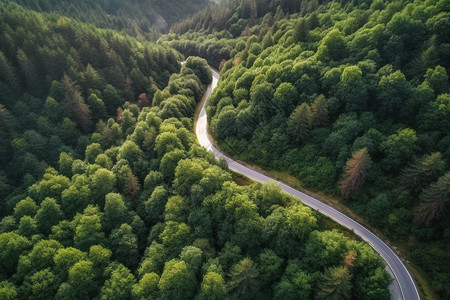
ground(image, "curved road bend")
xmin=195 ymin=69 xmax=420 ymax=300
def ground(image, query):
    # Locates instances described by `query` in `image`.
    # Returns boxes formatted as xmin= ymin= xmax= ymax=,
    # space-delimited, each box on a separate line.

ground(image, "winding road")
xmin=195 ymin=69 xmax=420 ymax=300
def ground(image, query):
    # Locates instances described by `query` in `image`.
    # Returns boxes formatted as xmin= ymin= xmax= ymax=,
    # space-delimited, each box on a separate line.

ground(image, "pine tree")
xmin=339 ymin=148 xmax=371 ymax=199
xmin=310 ymin=94 xmax=329 ymax=128
xmin=17 ymin=48 xmax=41 ymax=95
xmin=400 ymin=152 xmax=445 ymax=195
xmin=62 ymin=74 xmax=92 ymax=132
xmin=287 ymin=103 xmax=311 ymax=142
xmin=416 ymin=172 xmax=450 ymax=226
xmin=316 ymin=266 xmax=352 ymax=300
xmin=228 ymin=258 xmax=260 ymax=298
xmin=0 ymin=50 xmax=19 ymax=91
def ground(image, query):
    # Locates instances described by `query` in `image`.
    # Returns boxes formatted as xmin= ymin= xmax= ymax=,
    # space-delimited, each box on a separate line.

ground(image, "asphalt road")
xmin=195 ymin=69 xmax=420 ymax=300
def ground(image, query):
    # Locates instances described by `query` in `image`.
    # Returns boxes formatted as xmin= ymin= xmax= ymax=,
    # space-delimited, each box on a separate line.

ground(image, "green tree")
xmin=85 ymin=143 xmax=103 ymax=164
xmin=273 ymin=82 xmax=298 ymax=116
xmin=381 ymin=128 xmax=418 ymax=172
xmin=198 ymin=271 xmax=226 ymax=300
xmin=165 ymin=195 xmax=190 ymax=223
xmin=0 ymin=281 xmax=17 ymax=300
xmin=377 ymin=70 xmax=412 ymax=119
xmin=109 ymin=223 xmax=139 ymax=269
xmin=184 ymin=56 xmax=212 ymax=85
xmin=179 ymin=245 xmax=203 ymax=272
xmin=214 ymin=108 xmax=237 ymax=140
xmin=317 ymin=29 xmax=347 ymax=61
xmin=90 ymin=168 xmax=116 ymax=201
xmin=89 ymin=245 xmax=112 ymax=275
xmin=158 ymin=259 xmax=196 ymax=300
xmin=61 ymin=176 xmax=92 ymax=217
xmin=0 ymin=232 xmax=31 ymax=276
xmin=144 ymin=185 xmax=168 ymax=225
xmin=34 ymin=197 xmax=64 ymax=235
xmin=416 ymin=172 xmax=450 ymax=225
xmin=365 ymin=194 xmax=391 ymax=227
xmin=286 ymin=203 xmax=317 ymax=240
xmin=103 ymin=193 xmax=128 ymax=233
xmin=250 ymin=82 xmax=274 ymax=121
xmin=53 ymin=247 xmax=87 ymax=280
xmin=131 ymin=272 xmax=160 ymax=300
xmin=400 ymin=152 xmax=446 ymax=194
xmin=101 ymin=264 xmax=136 ymax=300
xmin=23 ymin=268 xmax=59 ymax=300
xmin=58 ymin=152 xmax=73 ymax=178
xmin=316 ymin=266 xmax=352 ymax=300
xmin=17 ymin=216 xmax=37 ymax=238
xmin=338 ymin=66 xmax=367 ymax=112
xmin=160 ymin=221 xmax=192 ymax=256
xmin=73 ymin=205 xmax=105 ymax=251
xmin=160 ymin=149 xmax=186 ymax=180
xmin=50 ymin=220 xmax=74 ymax=247
xmin=67 ymin=260 xmax=97 ymax=298
xmin=16 ymin=239 xmax=63 ymax=281
xmin=137 ymin=241 xmax=168 ymax=277
xmin=424 ymin=65 xmax=448 ymax=95
xmin=63 ymin=74 xmax=92 ymax=132
xmin=274 ymin=259 xmax=312 ymax=300
xmin=228 ymin=258 xmax=260 ymax=298
xmin=13 ymin=197 xmax=38 ymax=219
xmin=287 ymin=103 xmax=311 ymax=143
xmin=154 ymin=132 xmax=184 ymax=157
xmin=257 ymin=249 xmax=283 ymax=286
xmin=310 ymin=94 xmax=329 ymax=128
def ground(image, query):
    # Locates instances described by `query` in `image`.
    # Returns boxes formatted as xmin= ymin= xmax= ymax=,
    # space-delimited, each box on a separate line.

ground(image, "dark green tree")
xmin=316 ymin=266 xmax=352 ymax=300
xmin=228 ymin=258 xmax=260 ymax=298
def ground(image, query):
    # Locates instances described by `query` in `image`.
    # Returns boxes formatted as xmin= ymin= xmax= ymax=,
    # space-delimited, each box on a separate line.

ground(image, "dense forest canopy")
xmin=0 ymin=2 xmax=181 ymax=204
xmin=4 ymin=0 xmax=212 ymax=39
xmin=0 ymin=2 xmax=393 ymax=299
xmin=161 ymin=0 xmax=450 ymax=298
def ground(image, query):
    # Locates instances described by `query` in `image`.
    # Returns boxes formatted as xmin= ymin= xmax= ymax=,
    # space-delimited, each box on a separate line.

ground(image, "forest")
xmin=0 ymin=0 xmax=449 ymax=299
xmin=8 ymin=0 xmax=212 ymax=39
xmin=163 ymin=0 xmax=450 ymax=298
xmin=0 ymin=1 xmax=392 ymax=299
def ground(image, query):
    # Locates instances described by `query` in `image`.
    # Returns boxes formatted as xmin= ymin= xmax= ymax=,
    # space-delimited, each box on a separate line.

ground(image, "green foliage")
xmin=199 ymin=271 xmax=226 ymax=300
xmin=228 ymin=257 xmax=260 ymax=298
xmin=0 ymin=5 xmax=393 ymax=294
xmin=0 ymin=281 xmax=17 ymax=300
xmin=132 ymin=272 xmax=160 ymax=300
xmin=67 ymin=260 xmax=97 ymax=298
xmin=287 ymin=103 xmax=312 ymax=143
xmin=274 ymin=259 xmax=312 ymax=300
xmin=109 ymin=224 xmax=139 ymax=269
xmin=101 ymin=264 xmax=136 ymax=300
xmin=316 ymin=266 xmax=352 ymax=300
xmin=159 ymin=259 xmax=196 ymax=300
xmin=73 ymin=205 xmax=105 ymax=251
xmin=416 ymin=172 xmax=450 ymax=226
xmin=34 ymin=197 xmax=64 ymax=235
xmin=14 ymin=0 xmax=210 ymax=39
xmin=0 ymin=232 xmax=31 ymax=276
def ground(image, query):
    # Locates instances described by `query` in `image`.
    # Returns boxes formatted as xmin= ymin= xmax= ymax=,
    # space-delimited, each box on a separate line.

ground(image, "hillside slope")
xmin=163 ymin=0 xmax=450 ymax=298
xmin=0 ymin=2 xmax=180 ymax=204
xmin=5 ymin=0 xmax=212 ymax=39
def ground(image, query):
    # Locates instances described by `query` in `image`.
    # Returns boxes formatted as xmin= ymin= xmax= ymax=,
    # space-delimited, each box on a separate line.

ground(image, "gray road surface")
xmin=195 ymin=69 xmax=420 ymax=300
